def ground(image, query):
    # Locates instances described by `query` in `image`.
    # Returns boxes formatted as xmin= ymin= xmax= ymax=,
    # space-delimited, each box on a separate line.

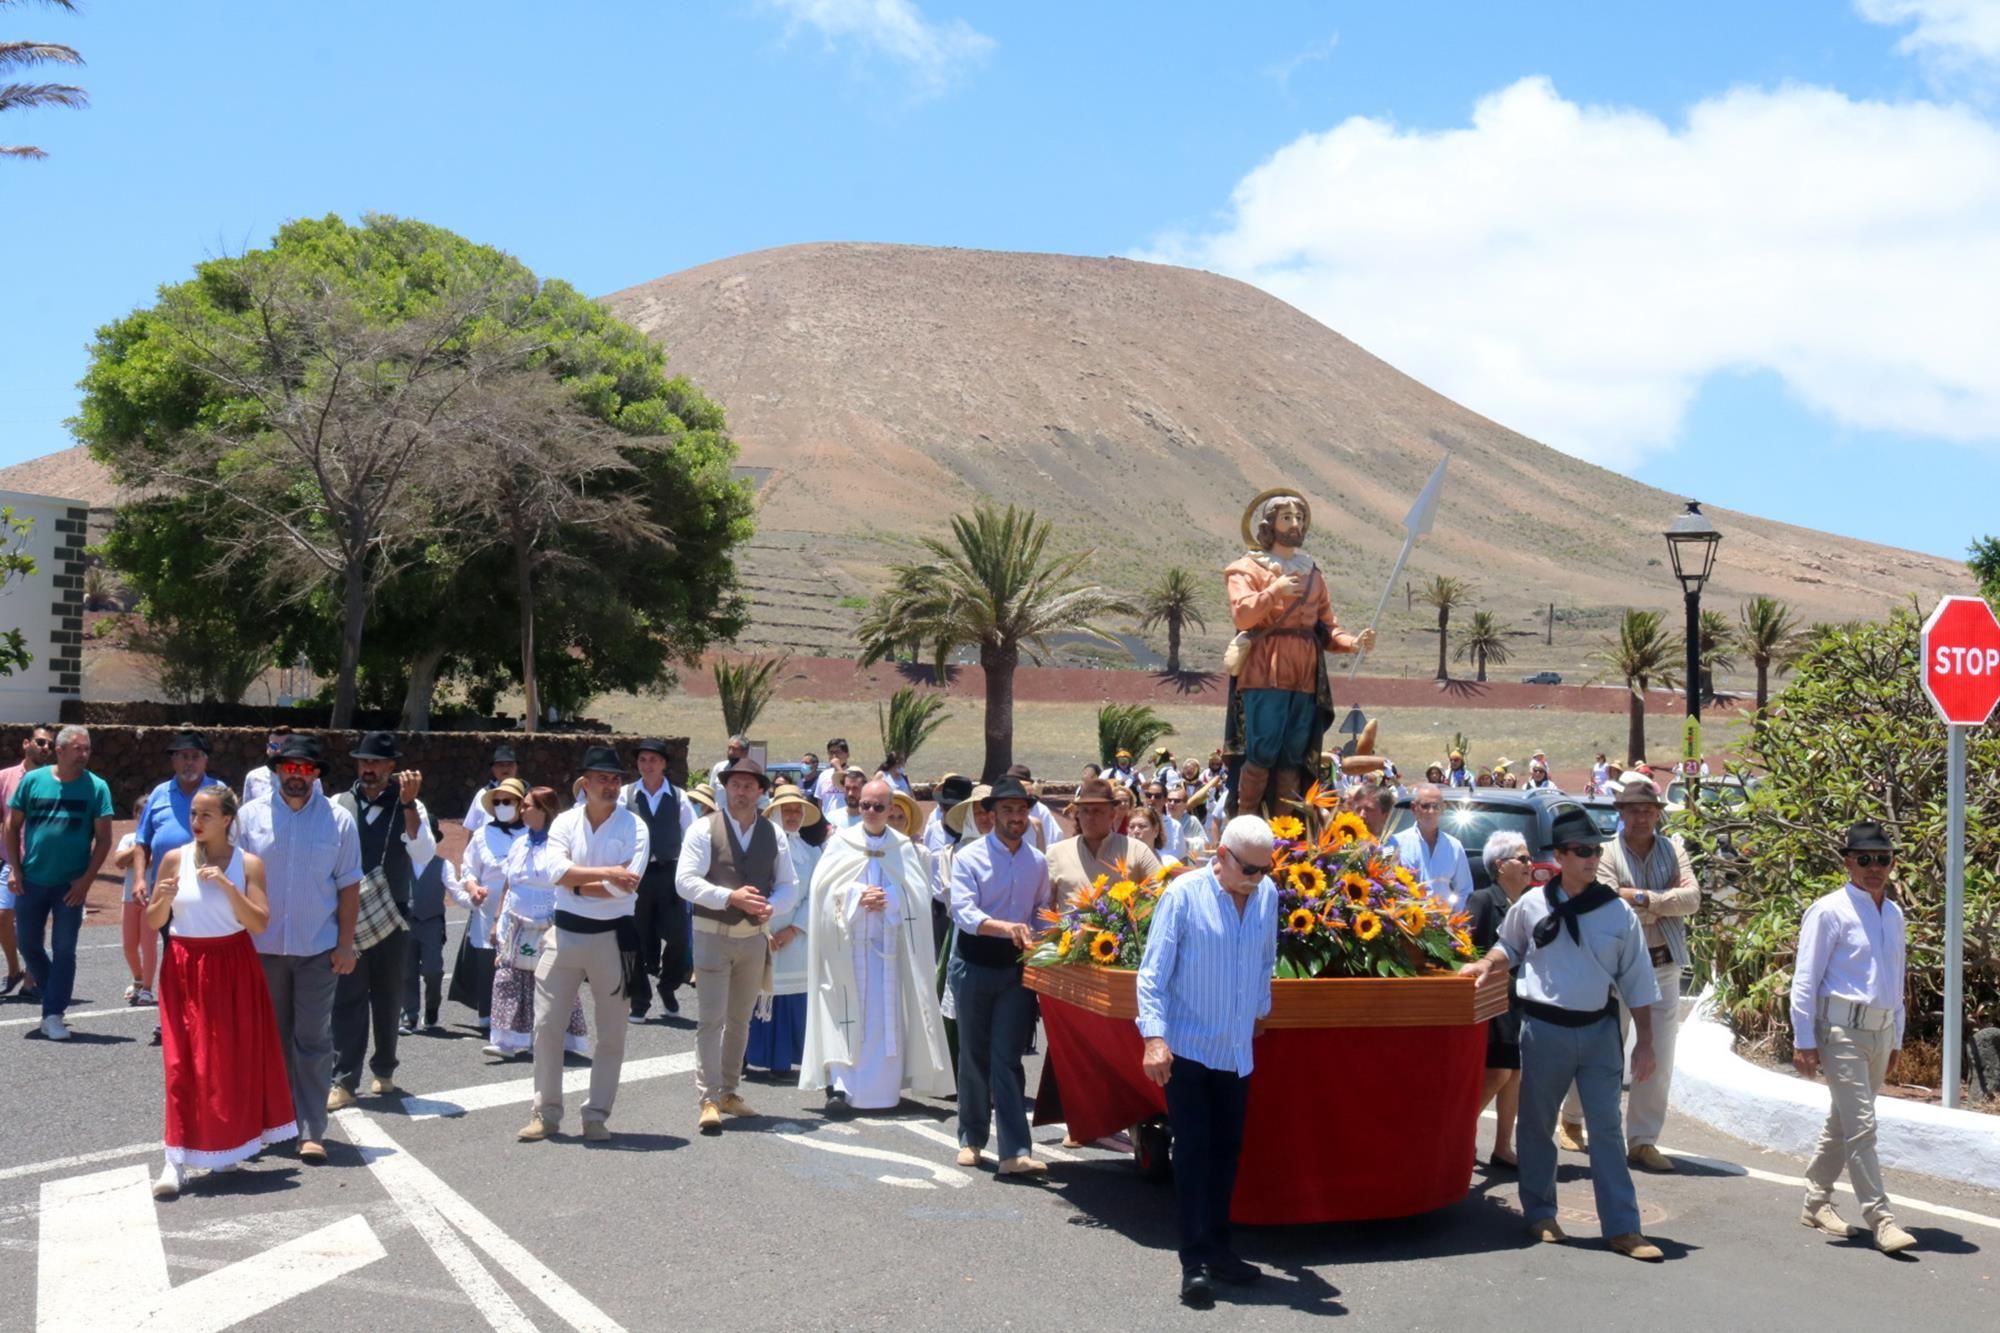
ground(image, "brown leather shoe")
xmin=698 ymin=1102 xmax=723 ymax=1135
xmin=717 ymin=1093 xmax=757 ymax=1117
xmin=582 ymin=1120 xmax=611 ymax=1142
xmin=1801 ymin=1203 xmax=1865 ymax=1238
xmin=325 ymin=1085 xmax=357 ymax=1112
xmin=997 ymin=1156 xmax=1048 ymax=1177
xmin=1627 ymin=1143 xmax=1673 ymax=1172
xmin=517 ymin=1113 xmax=553 ymax=1142
xmin=1607 ymin=1233 xmax=1664 ymax=1261
xmin=297 ymin=1140 xmax=328 ymax=1164
xmin=1557 ymin=1120 xmax=1587 ymax=1152
xmin=1528 ymin=1218 xmax=1566 ymax=1243
xmin=1874 ymin=1221 xmax=1918 ymax=1254
xmin=368 ymin=1076 xmax=398 ymax=1098
xmin=956 ymin=1146 xmax=982 ymax=1167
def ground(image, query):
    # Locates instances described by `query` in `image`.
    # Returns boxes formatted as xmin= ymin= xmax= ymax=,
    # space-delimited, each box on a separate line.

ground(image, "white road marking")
xmin=774 ymin=1129 xmax=973 ymax=1187
xmin=0 ymin=1141 xmax=160 ymax=1183
xmin=401 ymin=1051 xmax=697 ymax=1120
xmin=1 ymin=1004 xmax=154 ymax=1028
xmin=35 ymin=1165 xmax=384 ymax=1332
xmin=339 ymin=1110 xmax=626 ymax=1332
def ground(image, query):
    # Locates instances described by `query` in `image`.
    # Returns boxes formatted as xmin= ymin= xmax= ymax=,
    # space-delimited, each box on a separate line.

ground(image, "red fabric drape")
xmin=1037 ymin=999 xmax=1485 ymax=1224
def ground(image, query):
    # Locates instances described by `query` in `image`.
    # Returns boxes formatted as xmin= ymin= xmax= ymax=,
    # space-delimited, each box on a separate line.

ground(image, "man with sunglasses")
xmin=1137 ymin=815 xmax=1279 ymax=1307
xmin=1789 ymin=821 xmax=1917 ymax=1254
xmin=1460 ymin=807 xmax=1664 ymax=1261
xmin=1390 ymin=785 xmax=1474 ymax=913
xmin=0 ymin=724 xmax=54 ymax=997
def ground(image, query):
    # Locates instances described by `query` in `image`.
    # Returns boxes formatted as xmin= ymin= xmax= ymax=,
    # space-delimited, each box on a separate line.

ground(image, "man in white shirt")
xmin=1162 ymin=787 xmax=1207 ymax=863
xmin=1389 ymin=785 xmax=1474 ymax=912
xmin=529 ymin=745 xmax=647 ymax=1142
xmin=707 ymin=734 xmax=749 ymax=792
xmin=811 ymin=737 xmax=852 ymax=817
xmin=622 ymin=739 xmax=698 ymax=1021
xmin=676 ymin=756 xmax=797 ymax=1134
xmin=1790 ymin=821 xmax=1916 ymax=1254
xmin=825 ymin=766 xmax=868 ymax=830
xmin=460 ymin=744 xmax=520 ymax=837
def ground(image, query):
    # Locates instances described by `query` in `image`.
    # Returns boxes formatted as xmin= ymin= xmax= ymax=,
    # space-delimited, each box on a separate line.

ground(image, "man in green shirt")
xmin=4 ymin=725 xmax=114 ymax=1041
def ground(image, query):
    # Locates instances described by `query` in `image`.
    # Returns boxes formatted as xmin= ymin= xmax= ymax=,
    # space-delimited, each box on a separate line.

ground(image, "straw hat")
xmin=890 ymin=790 xmax=921 ymax=831
xmin=944 ymin=783 xmax=993 ymax=836
xmin=764 ymin=782 xmax=823 ymax=826
xmin=688 ymin=783 xmax=717 ymax=812
xmin=478 ymin=777 xmax=530 ymax=819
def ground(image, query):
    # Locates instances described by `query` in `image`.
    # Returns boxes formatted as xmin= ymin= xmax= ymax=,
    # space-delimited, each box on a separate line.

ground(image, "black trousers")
xmin=629 ymin=870 xmax=687 ymax=1018
xmin=1165 ymin=1055 xmax=1250 ymax=1273
xmin=400 ymin=916 xmax=446 ymax=1025
xmin=333 ymin=927 xmax=408 ymax=1089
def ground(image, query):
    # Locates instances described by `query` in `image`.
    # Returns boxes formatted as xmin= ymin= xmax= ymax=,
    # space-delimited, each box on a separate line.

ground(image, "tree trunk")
xmin=979 ymin=641 xmax=1017 ymax=782
xmin=1435 ymin=608 xmax=1450 ymax=680
xmin=331 ymin=558 xmax=368 ymax=729
xmin=515 ymin=532 xmax=540 ymax=731
xmin=1167 ymin=616 xmax=1182 ymax=675
xmin=1627 ymin=674 xmax=1648 ymax=764
xmin=1475 ymin=646 xmax=1487 ymax=683
xmin=398 ymin=645 xmax=446 ymax=731
xmin=1755 ymin=656 xmax=1769 ymax=713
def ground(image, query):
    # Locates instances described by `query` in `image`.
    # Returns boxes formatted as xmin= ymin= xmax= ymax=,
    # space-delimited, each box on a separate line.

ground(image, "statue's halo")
xmin=1241 ymin=488 xmax=1313 ymax=549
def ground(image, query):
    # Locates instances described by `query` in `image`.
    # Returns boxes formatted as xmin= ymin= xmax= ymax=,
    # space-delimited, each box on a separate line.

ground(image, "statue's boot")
xmin=1274 ymin=768 xmax=1303 ymax=815
xmin=1236 ymin=764 xmax=1270 ymax=818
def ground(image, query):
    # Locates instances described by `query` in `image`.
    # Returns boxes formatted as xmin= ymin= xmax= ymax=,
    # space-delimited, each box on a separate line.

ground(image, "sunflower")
xmin=1286 ymin=907 xmax=1316 ymax=935
xmin=1108 ymin=879 xmax=1139 ymax=906
xmin=1058 ymin=929 xmax=1075 ymax=958
xmin=1393 ymin=865 xmax=1421 ymax=895
xmin=1328 ymin=812 xmax=1371 ymax=847
xmin=1089 ymin=931 xmax=1120 ymax=964
xmin=1399 ymin=904 xmax=1430 ymax=936
xmin=1269 ymin=815 xmax=1306 ymax=842
xmin=1287 ymin=863 xmax=1328 ymax=898
xmin=1353 ymin=910 xmax=1383 ymax=942
xmin=1340 ymin=872 xmax=1373 ymax=904
xmin=1453 ymin=929 xmax=1475 ymax=957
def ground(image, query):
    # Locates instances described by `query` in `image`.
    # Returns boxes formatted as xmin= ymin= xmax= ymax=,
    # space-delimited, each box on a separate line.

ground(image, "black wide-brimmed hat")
xmin=1841 ymin=821 xmax=1894 ymax=854
xmin=982 ymin=776 xmax=1033 ymax=809
xmin=166 ymin=729 xmax=209 ymax=755
xmin=578 ymin=744 xmax=626 ymax=775
xmin=936 ymin=774 xmax=974 ymax=810
xmin=634 ymin=737 xmax=672 ymax=759
xmin=715 ymin=756 xmax=770 ymax=790
xmin=272 ymin=735 xmax=326 ymax=772
xmin=490 ymin=744 xmax=517 ymax=765
xmin=353 ymin=731 xmax=401 ymax=761
xmin=1548 ymin=808 xmax=1608 ymax=849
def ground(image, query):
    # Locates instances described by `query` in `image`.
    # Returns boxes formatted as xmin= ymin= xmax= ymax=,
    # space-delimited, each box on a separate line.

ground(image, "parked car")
xmin=764 ymin=761 xmax=812 ymax=791
xmin=1520 ymin=671 xmax=1563 ymax=685
xmin=1385 ymin=788 xmax=1591 ymax=894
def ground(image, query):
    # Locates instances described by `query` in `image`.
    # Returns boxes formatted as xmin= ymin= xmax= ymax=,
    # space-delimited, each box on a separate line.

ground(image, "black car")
xmin=1386 ymin=787 xmax=1595 ymax=893
xmin=1520 ymin=671 xmax=1563 ymax=685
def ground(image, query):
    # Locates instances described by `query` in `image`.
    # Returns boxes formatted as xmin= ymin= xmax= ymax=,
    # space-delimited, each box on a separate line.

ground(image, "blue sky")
xmin=5 ymin=0 xmax=1997 ymax=561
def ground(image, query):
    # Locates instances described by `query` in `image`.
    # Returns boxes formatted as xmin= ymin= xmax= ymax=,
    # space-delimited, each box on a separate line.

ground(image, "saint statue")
xmin=1222 ymin=489 xmax=1374 ymax=816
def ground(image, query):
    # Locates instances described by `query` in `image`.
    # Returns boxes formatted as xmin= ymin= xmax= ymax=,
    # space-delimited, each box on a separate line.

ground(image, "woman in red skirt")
xmin=144 ymin=785 xmax=297 ymax=1199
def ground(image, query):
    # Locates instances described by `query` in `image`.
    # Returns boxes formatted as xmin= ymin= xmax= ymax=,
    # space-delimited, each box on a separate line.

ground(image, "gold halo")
xmin=1241 ymin=487 xmax=1313 ymax=549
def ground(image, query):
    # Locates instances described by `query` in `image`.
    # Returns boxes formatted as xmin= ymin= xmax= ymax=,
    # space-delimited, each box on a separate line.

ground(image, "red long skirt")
xmin=159 ymin=931 xmax=298 ymax=1168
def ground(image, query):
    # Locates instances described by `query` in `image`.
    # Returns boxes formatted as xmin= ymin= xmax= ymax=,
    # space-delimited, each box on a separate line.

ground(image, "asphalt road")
xmin=2 ymin=918 xmax=1996 ymax=1332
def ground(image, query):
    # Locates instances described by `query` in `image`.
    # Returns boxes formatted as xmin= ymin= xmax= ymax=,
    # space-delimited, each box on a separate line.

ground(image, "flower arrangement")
xmin=1028 ymin=785 xmax=1475 ymax=979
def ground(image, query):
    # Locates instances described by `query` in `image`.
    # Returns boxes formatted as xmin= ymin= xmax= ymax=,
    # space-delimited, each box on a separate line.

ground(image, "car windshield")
xmin=1583 ymin=804 xmax=1622 ymax=836
xmin=1387 ymin=801 xmax=1553 ymax=892
xmin=1666 ymin=779 xmax=1747 ymax=808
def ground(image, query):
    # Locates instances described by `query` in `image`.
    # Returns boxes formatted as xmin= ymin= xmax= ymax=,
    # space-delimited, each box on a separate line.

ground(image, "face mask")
xmin=491 ymin=803 xmax=518 ymax=823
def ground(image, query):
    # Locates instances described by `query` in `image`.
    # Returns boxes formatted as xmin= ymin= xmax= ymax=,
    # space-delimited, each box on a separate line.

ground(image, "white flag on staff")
xmin=1403 ymin=454 xmax=1450 ymax=539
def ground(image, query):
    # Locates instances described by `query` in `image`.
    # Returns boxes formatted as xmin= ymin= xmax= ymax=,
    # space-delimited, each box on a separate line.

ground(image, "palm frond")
xmin=879 ymin=687 xmax=952 ymax=764
xmin=0 ymin=41 xmax=81 ymax=71
xmin=1097 ymin=703 xmax=1175 ymax=767
xmin=0 ymin=81 xmax=87 ymax=113
xmin=713 ymin=654 xmax=787 ymax=736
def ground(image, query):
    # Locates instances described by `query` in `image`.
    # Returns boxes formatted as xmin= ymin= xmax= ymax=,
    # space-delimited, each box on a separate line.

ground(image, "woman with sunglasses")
xmin=1467 ymin=831 xmax=1534 ymax=1169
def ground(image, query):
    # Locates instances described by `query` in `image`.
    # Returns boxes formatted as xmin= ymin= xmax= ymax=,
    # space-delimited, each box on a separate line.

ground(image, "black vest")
xmin=344 ymin=785 xmax=414 ymax=911
xmin=627 ymin=782 xmax=685 ymax=879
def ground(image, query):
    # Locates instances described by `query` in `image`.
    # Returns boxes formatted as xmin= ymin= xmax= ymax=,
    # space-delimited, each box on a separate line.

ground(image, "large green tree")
xmin=858 ymin=504 xmax=1132 ymax=780
xmin=76 ymin=214 xmax=752 ymax=727
xmin=1592 ymin=608 xmax=1682 ymax=765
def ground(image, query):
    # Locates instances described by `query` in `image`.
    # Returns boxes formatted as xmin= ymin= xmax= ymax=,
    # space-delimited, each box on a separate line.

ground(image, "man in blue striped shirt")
xmin=1136 ymin=815 xmax=1278 ymax=1308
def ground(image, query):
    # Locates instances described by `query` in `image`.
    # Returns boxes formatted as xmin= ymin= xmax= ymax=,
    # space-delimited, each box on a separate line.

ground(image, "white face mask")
xmin=491 ymin=802 xmax=518 ymax=823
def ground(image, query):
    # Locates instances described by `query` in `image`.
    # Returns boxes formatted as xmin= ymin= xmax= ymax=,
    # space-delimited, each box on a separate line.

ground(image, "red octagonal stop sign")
xmin=1922 ymin=595 xmax=2000 ymax=725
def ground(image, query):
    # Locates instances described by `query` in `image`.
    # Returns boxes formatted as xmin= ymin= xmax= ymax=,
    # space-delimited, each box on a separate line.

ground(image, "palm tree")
xmin=879 ymin=686 xmax=952 ymax=767
xmin=1097 ymin=703 xmax=1175 ymax=768
xmin=1417 ymin=574 xmax=1473 ymax=680
xmin=1452 ymin=609 xmax=1509 ymax=682
xmin=713 ymin=654 xmax=787 ymax=737
xmin=3 ymin=1 xmax=87 ymax=161
xmin=1697 ymin=608 xmax=1736 ymax=699
xmin=1592 ymin=609 xmax=1682 ymax=765
xmin=858 ymin=503 xmax=1133 ymax=780
xmin=1137 ymin=566 xmax=1208 ymax=674
xmin=1739 ymin=595 xmax=1806 ymax=713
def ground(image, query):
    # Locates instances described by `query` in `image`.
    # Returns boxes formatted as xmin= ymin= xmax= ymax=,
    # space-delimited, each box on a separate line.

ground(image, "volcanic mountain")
xmin=600 ymin=243 xmax=1968 ymax=673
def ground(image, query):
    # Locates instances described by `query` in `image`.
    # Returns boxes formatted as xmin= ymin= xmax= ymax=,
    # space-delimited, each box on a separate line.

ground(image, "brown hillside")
xmin=603 ymin=243 xmax=1969 ymax=678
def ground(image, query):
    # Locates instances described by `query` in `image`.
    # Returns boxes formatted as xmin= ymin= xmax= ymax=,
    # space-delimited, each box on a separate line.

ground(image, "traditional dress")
xmin=490 ymin=832 xmax=589 ymax=1057
xmin=448 ymin=820 xmax=516 ymax=1023
xmin=159 ymin=846 xmax=297 ymax=1168
xmin=745 ymin=823 xmax=820 ymax=1075
xmin=801 ymin=825 xmax=953 ymax=1106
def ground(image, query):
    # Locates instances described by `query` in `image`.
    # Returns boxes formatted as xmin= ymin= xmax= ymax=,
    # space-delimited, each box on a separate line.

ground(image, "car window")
xmin=1583 ymin=803 xmax=1621 ymax=836
xmin=1387 ymin=802 xmax=1544 ymax=892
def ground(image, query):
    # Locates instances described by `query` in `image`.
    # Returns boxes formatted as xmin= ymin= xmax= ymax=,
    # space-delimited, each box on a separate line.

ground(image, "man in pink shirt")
xmin=0 ymin=724 xmax=55 ymax=996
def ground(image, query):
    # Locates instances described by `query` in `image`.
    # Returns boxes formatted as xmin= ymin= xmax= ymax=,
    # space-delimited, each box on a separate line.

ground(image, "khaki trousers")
xmin=693 ymin=928 xmax=766 ymax=1103
xmin=532 ymin=927 xmax=629 ymax=1126
xmin=1804 ymin=1019 xmax=1897 ymax=1227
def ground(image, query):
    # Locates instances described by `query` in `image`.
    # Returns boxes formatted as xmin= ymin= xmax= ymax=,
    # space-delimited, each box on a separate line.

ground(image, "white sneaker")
xmin=124 ymin=982 xmax=137 ymax=1002
xmin=152 ymin=1162 xmax=183 ymax=1199
xmin=134 ymin=988 xmax=155 ymax=1006
xmin=481 ymin=1044 xmax=506 ymax=1058
xmin=212 ymin=1161 xmax=240 ymax=1174
xmin=40 ymin=1015 xmax=70 ymax=1041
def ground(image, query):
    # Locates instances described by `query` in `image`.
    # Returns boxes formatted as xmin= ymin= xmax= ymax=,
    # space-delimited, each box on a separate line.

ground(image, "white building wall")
xmin=0 ymin=490 xmax=88 ymax=723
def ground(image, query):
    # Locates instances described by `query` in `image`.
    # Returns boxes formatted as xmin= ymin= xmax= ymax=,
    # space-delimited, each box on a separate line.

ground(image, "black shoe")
xmin=1486 ymin=1153 xmax=1518 ymax=1173
xmin=662 ymin=992 xmax=680 ymax=1015
xmin=1180 ymin=1266 xmax=1215 ymax=1308
xmin=824 ymin=1090 xmax=853 ymax=1119
xmin=0 ymin=972 xmax=21 ymax=997
xmin=1213 ymin=1256 xmax=1263 ymax=1286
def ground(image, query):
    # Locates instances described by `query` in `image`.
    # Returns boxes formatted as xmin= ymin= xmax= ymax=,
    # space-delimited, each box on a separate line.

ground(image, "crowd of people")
xmin=0 ymin=723 xmax=1917 ymax=1306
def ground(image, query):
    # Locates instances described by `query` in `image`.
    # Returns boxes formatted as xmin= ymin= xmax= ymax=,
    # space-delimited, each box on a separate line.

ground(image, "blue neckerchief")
xmin=528 ymin=828 xmax=549 ymax=847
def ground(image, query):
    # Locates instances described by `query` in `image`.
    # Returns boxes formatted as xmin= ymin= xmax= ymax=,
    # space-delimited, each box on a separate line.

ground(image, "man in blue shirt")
xmin=3 ymin=725 xmax=115 ymax=1041
xmin=1390 ymin=785 xmax=1475 ymax=913
xmin=1136 ymin=815 xmax=1278 ymax=1308
xmin=131 ymin=730 xmax=225 ymax=906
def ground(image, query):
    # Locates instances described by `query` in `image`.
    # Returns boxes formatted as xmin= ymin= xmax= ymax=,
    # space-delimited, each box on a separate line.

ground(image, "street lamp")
xmin=1664 ymin=501 xmax=1722 ymax=792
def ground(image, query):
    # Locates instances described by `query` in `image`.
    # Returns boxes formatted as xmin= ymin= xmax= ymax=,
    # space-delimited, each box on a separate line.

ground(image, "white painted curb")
xmin=1669 ymin=995 xmax=2000 ymax=1193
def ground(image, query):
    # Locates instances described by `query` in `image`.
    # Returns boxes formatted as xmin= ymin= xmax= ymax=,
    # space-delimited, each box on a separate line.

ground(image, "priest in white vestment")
xmin=801 ymin=779 xmax=953 ymax=1112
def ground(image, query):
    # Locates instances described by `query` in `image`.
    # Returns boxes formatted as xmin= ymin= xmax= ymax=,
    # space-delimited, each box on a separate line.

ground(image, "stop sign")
xmin=1921 ymin=595 xmax=2000 ymax=725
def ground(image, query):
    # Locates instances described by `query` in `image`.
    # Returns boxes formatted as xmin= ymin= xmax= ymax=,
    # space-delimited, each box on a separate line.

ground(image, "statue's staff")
xmin=1345 ymin=453 xmax=1452 ymax=681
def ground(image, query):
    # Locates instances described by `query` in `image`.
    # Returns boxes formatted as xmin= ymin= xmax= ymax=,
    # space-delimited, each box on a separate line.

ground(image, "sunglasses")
xmin=276 ymin=761 xmax=319 ymax=777
xmin=858 ymin=801 xmax=889 ymax=812
xmin=1555 ymin=844 xmax=1602 ymax=857
xmin=1849 ymin=852 xmax=1894 ymax=868
xmin=27 ymin=737 xmax=51 ymax=748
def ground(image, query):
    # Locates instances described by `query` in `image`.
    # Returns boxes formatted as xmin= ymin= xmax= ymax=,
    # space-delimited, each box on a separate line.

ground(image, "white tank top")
xmin=170 ymin=844 xmax=249 ymax=939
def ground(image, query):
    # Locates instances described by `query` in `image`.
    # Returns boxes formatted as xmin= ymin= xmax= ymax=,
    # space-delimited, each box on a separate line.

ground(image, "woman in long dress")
xmin=744 ymin=783 xmax=821 ymax=1077
xmin=452 ymin=778 xmax=527 ymax=1030
xmin=147 ymin=786 xmax=296 ymax=1199
xmin=487 ymin=787 xmax=589 ymax=1060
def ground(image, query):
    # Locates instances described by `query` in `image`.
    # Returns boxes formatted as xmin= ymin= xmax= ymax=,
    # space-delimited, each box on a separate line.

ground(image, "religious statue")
xmin=1222 ymin=488 xmax=1375 ymax=816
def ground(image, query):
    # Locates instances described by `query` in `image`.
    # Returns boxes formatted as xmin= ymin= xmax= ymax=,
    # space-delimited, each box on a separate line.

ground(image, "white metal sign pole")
xmin=1944 ymin=722 xmax=1966 ymax=1110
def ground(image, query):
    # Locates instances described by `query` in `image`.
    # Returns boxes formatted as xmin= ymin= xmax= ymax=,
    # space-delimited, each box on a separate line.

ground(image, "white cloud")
xmin=1858 ymin=0 xmax=2000 ymax=66
xmin=1141 ymin=76 xmax=2000 ymax=469
xmin=764 ymin=0 xmax=993 ymax=93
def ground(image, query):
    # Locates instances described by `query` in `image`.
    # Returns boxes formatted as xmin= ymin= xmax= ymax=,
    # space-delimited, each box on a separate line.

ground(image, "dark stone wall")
xmin=2 ymin=726 xmax=688 ymax=819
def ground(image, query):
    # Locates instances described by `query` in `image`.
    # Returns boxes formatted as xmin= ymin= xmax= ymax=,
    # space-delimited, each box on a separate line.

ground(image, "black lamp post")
xmin=1664 ymin=501 xmax=1722 ymax=791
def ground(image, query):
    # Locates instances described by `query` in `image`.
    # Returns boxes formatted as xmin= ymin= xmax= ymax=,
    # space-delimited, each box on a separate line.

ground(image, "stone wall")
xmin=3 ymin=725 xmax=688 ymax=818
